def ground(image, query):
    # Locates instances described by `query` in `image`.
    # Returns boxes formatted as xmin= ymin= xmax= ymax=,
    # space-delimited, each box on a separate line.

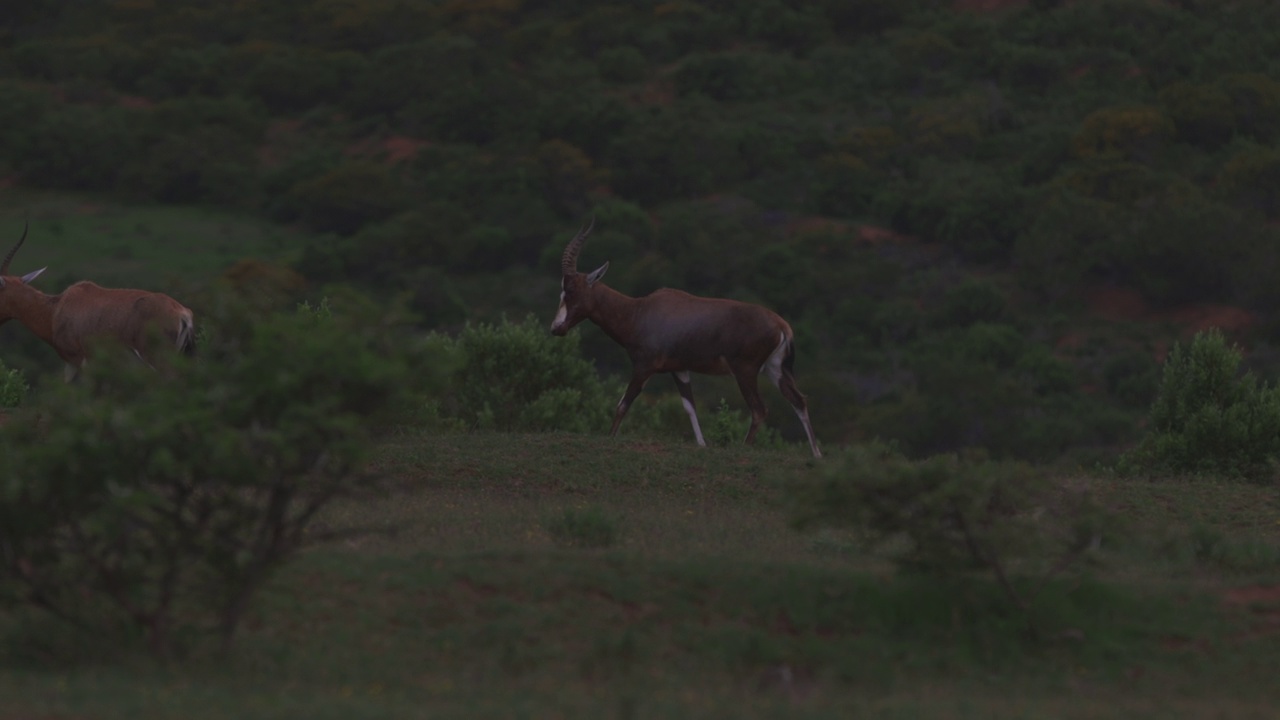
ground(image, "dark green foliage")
xmin=1120 ymin=329 xmax=1280 ymax=480
xmin=881 ymin=163 xmax=1028 ymax=263
xmin=0 ymin=296 xmax=419 ymax=655
xmin=1159 ymin=81 xmax=1236 ymax=148
xmin=544 ymin=506 xmax=619 ymax=549
xmin=1217 ymin=144 xmax=1280 ymax=218
xmin=0 ymin=360 xmax=25 ymax=408
xmin=935 ymin=279 xmax=1008 ymax=328
xmin=281 ymin=162 xmax=408 ymax=235
xmin=431 ymin=316 xmax=616 ymax=433
xmin=791 ymin=444 xmax=1108 ymax=635
xmin=8 ymin=0 xmax=1280 ymax=464
xmin=1103 ymin=349 xmax=1161 ymax=408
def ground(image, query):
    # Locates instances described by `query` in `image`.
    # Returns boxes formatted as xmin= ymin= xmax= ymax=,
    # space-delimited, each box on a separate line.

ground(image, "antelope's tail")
xmin=176 ymin=310 xmax=196 ymax=357
xmin=781 ymin=328 xmax=797 ymax=376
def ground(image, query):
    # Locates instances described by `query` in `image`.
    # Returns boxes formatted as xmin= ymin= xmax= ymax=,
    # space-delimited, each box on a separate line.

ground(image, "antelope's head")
xmin=550 ymin=217 xmax=608 ymax=336
xmin=0 ymin=222 xmax=47 ymax=324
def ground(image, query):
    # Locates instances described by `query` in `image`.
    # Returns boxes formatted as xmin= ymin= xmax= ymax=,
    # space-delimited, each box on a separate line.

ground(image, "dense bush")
xmin=0 ymin=296 xmax=423 ymax=655
xmin=430 ymin=316 xmax=617 ymax=433
xmin=1119 ymin=329 xmax=1280 ymax=480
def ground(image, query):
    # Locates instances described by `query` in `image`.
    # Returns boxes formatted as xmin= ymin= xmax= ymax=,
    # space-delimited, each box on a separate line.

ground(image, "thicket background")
xmin=3 ymin=0 xmax=1280 ymax=462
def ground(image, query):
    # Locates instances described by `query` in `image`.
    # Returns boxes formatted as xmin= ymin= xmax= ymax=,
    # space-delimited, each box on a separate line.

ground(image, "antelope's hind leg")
xmin=773 ymin=370 xmax=822 ymax=459
xmin=731 ymin=365 xmax=768 ymax=445
xmin=672 ymin=371 xmax=706 ymax=447
xmin=763 ymin=337 xmax=822 ymax=458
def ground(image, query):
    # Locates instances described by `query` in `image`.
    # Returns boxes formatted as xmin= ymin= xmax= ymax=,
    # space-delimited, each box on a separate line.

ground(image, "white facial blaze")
xmin=551 ymin=290 xmax=567 ymax=330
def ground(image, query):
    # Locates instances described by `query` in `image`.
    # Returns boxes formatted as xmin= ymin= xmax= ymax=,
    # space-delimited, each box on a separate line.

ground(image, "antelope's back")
xmin=636 ymin=288 xmax=789 ymax=361
xmin=55 ymin=282 xmax=192 ymax=348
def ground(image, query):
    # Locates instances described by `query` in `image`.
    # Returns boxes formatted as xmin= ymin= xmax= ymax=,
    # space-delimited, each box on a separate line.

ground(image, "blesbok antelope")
xmin=0 ymin=222 xmax=196 ymax=381
xmin=550 ymin=220 xmax=822 ymax=458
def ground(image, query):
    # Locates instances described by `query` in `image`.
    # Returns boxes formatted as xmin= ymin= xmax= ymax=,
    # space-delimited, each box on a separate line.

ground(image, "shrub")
xmin=1119 ymin=329 xmax=1280 ymax=480
xmin=703 ymin=397 xmax=784 ymax=449
xmin=433 ymin=316 xmax=617 ymax=433
xmin=1073 ymin=106 xmax=1174 ymax=162
xmin=1217 ymin=145 xmax=1280 ymax=219
xmin=0 ymin=296 xmax=420 ymax=656
xmin=596 ymin=46 xmax=647 ymax=83
xmin=1159 ymin=81 xmax=1235 ymax=148
xmin=0 ymin=360 xmax=26 ymax=408
xmin=1220 ymin=73 xmax=1280 ymax=143
xmin=791 ymin=444 xmax=1107 ymax=637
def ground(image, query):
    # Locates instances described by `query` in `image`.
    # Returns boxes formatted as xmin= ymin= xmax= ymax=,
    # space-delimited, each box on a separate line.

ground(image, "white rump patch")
xmin=762 ymin=332 xmax=787 ymax=385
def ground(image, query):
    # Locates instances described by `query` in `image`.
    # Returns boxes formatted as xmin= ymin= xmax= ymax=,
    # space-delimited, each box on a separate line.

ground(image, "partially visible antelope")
xmin=550 ymin=220 xmax=821 ymax=458
xmin=0 ymin=222 xmax=196 ymax=381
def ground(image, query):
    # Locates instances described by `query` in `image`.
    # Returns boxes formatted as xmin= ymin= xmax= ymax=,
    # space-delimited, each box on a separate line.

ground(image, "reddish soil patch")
xmin=117 ymin=94 xmax=154 ymax=110
xmin=0 ymin=410 xmax=9 ymax=428
xmin=1223 ymin=585 xmax=1280 ymax=639
xmin=1088 ymin=286 xmax=1147 ymax=322
xmin=257 ymin=119 xmax=303 ymax=169
xmin=632 ymin=78 xmax=675 ymax=107
xmin=855 ymin=224 xmax=913 ymax=245
xmin=345 ymin=135 xmax=428 ymax=165
xmin=1223 ymin=585 xmax=1280 ymax=607
xmin=1087 ymin=285 xmax=1257 ymax=336
xmin=785 ymin=216 xmax=852 ymax=237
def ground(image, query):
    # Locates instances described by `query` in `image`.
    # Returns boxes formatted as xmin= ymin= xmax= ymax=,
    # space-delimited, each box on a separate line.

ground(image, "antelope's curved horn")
xmin=1 ymin=221 xmax=28 ymax=276
xmin=560 ymin=216 xmax=595 ymax=275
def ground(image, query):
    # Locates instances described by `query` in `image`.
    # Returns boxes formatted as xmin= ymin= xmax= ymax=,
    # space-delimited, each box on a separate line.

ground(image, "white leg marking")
xmin=681 ymin=396 xmax=707 ymax=446
xmin=676 ymin=371 xmax=691 ymax=383
xmin=795 ymin=407 xmax=821 ymax=458
xmin=132 ymin=347 xmax=157 ymax=370
xmin=762 ymin=331 xmax=787 ymax=385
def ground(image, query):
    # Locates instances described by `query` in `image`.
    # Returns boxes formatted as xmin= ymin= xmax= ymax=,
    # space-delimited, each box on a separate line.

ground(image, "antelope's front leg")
xmin=672 ymin=371 xmax=706 ymax=446
xmin=609 ymin=372 xmax=651 ymax=436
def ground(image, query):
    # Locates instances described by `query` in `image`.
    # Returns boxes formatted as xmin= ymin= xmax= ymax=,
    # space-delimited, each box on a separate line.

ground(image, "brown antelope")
xmin=0 ymin=222 xmax=196 ymax=381
xmin=550 ymin=220 xmax=822 ymax=458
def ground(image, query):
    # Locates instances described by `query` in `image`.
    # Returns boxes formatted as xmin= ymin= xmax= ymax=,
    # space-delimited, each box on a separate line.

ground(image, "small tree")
xmin=1119 ymin=329 xmax=1280 ymax=480
xmin=0 ymin=296 xmax=420 ymax=656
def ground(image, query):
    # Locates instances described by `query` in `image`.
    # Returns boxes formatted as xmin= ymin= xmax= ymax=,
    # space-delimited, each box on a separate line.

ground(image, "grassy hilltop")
xmin=3 ymin=432 xmax=1280 ymax=719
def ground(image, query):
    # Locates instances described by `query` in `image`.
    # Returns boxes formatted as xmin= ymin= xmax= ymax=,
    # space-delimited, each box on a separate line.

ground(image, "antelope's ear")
xmin=586 ymin=261 xmax=609 ymax=286
xmin=21 ymin=267 xmax=46 ymax=284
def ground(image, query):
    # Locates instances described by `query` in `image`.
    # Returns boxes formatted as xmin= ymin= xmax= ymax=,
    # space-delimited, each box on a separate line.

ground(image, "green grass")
xmin=2 ymin=432 xmax=1280 ymax=719
xmin=0 ymin=191 xmax=306 ymax=288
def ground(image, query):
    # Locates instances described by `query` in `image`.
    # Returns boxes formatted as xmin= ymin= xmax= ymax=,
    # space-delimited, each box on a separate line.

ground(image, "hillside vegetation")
xmin=3 ymin=0 xmax=1280 ymax=457
xmin=3 ymin=6 xmax=1280 ymax=716
xmin=3 ymin=432 xmax=1280 ymax=719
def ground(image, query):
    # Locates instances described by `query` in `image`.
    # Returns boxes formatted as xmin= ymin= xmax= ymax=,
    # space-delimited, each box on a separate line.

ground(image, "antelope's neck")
xmin=3 ymin=283 xmax=58 ymax=347
xmin=588 ymin=284 xmax=641 ymax=349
